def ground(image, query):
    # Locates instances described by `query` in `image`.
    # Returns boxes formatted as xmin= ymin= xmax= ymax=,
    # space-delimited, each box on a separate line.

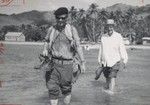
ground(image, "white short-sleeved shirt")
xmin=98 ymin=31 xmax=128 ymax=67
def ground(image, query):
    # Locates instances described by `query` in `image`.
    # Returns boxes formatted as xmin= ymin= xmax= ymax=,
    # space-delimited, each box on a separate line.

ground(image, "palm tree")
xmin=77 ymin=9 xmax=90 ymax=40
xmin=123 ymin=8 xmax=137 ymax=31
xmin=99 ymin=9 xmax=109 ymax=21
xmin=87 ymin=3 xmax=98 ymax=42
xmin=113 ymin=10 xmax=124 ymax=35
xmin=98 ymin=9 xmax=109 ymax=37
xmin=78 ymin=9 xmax=86 ymax=19
xmin=69 ymin=6 xmax=78 ymax=24
xmin=121 ymin=8 xmax=139 ymax=43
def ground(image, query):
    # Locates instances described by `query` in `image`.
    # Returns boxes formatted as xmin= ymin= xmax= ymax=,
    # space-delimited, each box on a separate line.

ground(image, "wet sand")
xmin=0 ymin=44 xmax=150 ymax=105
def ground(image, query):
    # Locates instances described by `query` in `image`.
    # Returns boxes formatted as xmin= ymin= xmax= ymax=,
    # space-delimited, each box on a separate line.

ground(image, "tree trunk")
xmin=92 ymin=20 xmax=95 ymax=42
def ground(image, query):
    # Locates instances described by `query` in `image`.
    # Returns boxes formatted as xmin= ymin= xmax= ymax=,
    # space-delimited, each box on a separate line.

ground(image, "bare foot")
xmin=102 ymin=88 xmax=114 ymax=95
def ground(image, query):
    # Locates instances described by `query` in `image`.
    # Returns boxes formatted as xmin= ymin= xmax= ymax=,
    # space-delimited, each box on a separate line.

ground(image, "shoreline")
xmin=1 ymin=41 xmax=150 ymax=49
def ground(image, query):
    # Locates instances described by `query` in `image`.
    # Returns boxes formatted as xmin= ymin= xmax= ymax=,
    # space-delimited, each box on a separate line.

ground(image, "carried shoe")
xmin=95 ymin=67 xmax=103 ymax=80
xmin=95 ymin=73 xmax=101 ymax=80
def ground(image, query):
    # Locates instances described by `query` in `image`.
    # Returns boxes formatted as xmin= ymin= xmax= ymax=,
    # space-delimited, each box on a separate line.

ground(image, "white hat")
xmin=107 ymin=19 xmax=115 ymax=24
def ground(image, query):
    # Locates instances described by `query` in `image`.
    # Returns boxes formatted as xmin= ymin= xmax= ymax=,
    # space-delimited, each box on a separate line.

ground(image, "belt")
xmin=52 ymin=57 xmax=73 ymax=65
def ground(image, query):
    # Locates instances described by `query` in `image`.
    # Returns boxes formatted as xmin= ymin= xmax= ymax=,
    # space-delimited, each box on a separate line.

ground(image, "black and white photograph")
xmin=0 ymin=0 xmax=150 ymax=105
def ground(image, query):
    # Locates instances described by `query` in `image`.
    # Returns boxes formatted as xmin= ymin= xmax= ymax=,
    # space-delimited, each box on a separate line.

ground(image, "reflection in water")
xmin=103 ymin=95 xmax=111 ymax=105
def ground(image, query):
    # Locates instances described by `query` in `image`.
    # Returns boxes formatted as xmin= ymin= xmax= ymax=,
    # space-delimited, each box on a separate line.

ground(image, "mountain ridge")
xmin=0 ymin=3 xmax=150 ymax=27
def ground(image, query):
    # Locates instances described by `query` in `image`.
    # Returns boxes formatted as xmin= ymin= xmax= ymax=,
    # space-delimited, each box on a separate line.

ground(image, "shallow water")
xmin=0 ymin=45 xmax=150 ymax=105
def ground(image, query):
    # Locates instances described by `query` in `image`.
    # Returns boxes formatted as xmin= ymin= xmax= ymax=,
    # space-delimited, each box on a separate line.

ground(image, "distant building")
xmin=123 ymin=38 xmax=130 ymax=45
xmin=5 ymin=32 xmax=25 ymax=42
xmin=142 ymin=37 xmax=150 ymax=45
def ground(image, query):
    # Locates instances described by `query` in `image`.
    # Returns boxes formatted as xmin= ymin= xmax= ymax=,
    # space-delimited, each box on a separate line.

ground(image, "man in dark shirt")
xmin=43 ymin=7 xmax=85 ymax=105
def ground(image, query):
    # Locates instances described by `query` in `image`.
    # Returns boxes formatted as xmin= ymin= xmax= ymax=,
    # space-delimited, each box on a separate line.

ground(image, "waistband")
xmin=52 ymin=56 xmax=73 ymax=61
xmin=52 ymin=57 xmax=73 ymax=65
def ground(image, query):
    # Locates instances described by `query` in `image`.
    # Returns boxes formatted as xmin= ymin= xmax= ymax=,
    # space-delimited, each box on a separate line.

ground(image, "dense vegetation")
xmin=0 ymin=3 xmax=150 ymax=44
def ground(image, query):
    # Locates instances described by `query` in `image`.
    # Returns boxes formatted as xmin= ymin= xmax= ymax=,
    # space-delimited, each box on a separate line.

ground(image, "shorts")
xmin=45 ymin=61 xmax=73 ymax=99
xmin=103 ymin=61 xmax=125 ymax=78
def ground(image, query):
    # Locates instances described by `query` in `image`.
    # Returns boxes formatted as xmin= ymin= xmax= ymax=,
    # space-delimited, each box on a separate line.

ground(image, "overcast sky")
xmin=0 ymin=0 xmax=150 ymax=15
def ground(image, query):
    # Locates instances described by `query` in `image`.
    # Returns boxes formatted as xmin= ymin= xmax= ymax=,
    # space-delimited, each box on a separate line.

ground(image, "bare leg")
xmin=105 ymin=77 xmax=110 ymax=89
xmin=109 ymin=77 xmax=116 ymax=92
xmin=64 ymin=94 xmax=71 ymax=105
xmin=50 ymin=99 xmax=58 ymax=105
xmin=103 ymin=77 xmax=115 ymax=95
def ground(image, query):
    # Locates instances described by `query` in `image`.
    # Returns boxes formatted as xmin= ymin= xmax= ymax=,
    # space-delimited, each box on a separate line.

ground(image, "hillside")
xmin=136 ymin=4 xmax=150 ymax=18
xmin=105 ymin=3 xmax=137 ymax=12
xmin=0 ymin=10 xmax=54 ymax=28
xmin=105 ymin=3 xmax=150 ymax=18
xmin=0 ymin=3 xmax=150 ymax=27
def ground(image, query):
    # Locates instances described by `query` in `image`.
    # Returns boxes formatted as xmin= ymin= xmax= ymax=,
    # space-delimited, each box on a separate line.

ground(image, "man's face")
xmin=106 ymin=24 xmax=114 ymax=36
xmin=56 ymin=14 xmax=68 ymax=27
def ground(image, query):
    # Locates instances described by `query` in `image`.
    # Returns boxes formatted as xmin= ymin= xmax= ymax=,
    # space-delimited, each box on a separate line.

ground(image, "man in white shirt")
xmin=97 ymin=19 xmax=128 ymax=95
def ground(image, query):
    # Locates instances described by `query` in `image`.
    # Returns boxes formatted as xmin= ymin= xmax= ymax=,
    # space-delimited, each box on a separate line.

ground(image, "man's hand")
xmin=98 ymin=62 xmax=102 ymax=67
xmin=43 ymin=49 xmax=48 ymax=56
xmin=119 ymin=59 xmax=126 ymax=71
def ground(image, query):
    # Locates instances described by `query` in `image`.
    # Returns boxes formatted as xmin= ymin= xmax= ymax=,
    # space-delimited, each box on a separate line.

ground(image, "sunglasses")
xmin=56 ymin=16 xmax=67 ymax=20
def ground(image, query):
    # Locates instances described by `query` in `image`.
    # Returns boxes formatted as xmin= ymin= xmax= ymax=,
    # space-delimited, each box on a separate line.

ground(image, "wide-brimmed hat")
xmin=106 ymin=19 xmax=115 ymax=25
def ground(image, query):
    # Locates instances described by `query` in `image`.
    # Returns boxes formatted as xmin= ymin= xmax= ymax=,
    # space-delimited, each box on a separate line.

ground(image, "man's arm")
xmin=43 ymin=27 xmax=52 ymax=56
xmin=98 ymin=38 xmax=103 ymax=67
xmin=119 ymin=35 xmax=128 ymax=64
xmin=72 ymin=26 xmax=86 ymax=72
xmin=98 ymin=43 xmax=102 ymax=65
